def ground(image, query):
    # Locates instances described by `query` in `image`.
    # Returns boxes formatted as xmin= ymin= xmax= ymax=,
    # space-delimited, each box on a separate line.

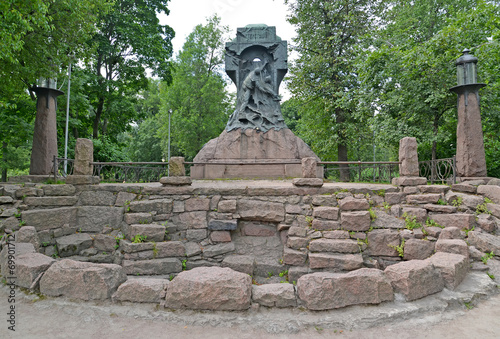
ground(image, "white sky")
xmin=158 ymin=0 xmax=296 ymax=97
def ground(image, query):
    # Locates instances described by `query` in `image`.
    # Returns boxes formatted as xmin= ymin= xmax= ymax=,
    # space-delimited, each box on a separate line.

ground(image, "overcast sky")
xmin=158 ymin=0 xmax=296 ymax=97
xmin=159 ymin=0 xmax=296 ymax=53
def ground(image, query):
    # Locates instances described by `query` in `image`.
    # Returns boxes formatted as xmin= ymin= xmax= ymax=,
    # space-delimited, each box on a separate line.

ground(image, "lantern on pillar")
xmin=449 ymin=49 xmax=487 ymax=178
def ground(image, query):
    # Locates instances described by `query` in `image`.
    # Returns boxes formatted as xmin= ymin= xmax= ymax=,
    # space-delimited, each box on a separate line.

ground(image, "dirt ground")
xmin=1 ymin=283 xmax=499 ymax=339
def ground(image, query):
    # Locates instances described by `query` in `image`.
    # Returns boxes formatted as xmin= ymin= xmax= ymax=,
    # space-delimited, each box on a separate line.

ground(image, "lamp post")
xmin=450 ymin=49 xmax=487 ymax=178
xmin=30 ymin=76 xmax=64 ymax=175
xmin=167 ymin=109 xmax=172 ymax=176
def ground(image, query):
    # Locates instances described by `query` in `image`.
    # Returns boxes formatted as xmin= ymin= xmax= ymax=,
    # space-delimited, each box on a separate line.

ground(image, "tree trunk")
xmin=93 ymin=97 xmax=104 ymax=139
xmin=336 ymin=111 xmax=350 ymax=182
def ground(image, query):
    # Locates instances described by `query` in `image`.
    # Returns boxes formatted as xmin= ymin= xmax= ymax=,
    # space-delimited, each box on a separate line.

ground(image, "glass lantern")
xmin=456 ymin=49 xmax=478 ymax=86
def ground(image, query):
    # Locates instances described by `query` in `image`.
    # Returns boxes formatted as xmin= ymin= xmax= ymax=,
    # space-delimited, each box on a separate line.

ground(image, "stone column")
xmin=160 ymin=157 xmax=191 ymax=186
xmin=66 ymin=138 xmax=99 ymax=185
xmin=73 ymin=138 xmax=94 ymax=175
xmin=392 ymin=137 xmax=427 ymax=186
xmin=451 ymin=86 xmax=487 ymax=177
xmin=301 ymin=157 xmax=317 ymax=178
xmin=29 ymin=87 xmax=64 ymax=175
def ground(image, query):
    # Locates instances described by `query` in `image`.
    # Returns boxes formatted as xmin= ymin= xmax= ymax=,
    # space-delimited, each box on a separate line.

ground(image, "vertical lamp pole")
xmin=167 ymin=109 xmax=172 ymax=176
xmin=64 ymin=61 xmax=72 ymax=175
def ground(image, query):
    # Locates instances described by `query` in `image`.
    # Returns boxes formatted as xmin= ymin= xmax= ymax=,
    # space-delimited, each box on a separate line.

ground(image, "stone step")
xmin=128 ymin=224 xmax=166 ymax=242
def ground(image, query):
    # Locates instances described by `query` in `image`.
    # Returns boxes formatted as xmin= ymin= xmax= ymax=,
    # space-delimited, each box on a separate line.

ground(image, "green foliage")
xmin=451 ymin=197 xmax=463 ymax=207
xmin=389 ymin=238 xmax=405 ymax=258
xmin=383 ymin=202 xmax=391 ymax=212
xmin=131 ymin=234 xmax=147 ymax=244
xmin=284 ymin=0 xmax=383 ymax=180
xmin=487 ymin=272 xmax=495 ymax=280
xmin=182 ymin=259 xmax=187 ymax=271
xmin=481 ymin=251 xmax=495 ymax=265
xmin=369 ymin=208 xmax=377 ymax=221
xmin=437 ymin=199 xmax=447 ymax=206
xmin=425 ymin=218 xmax=444 ymax=229
xmin=404 ymin=214 xmax=422 ymax=230
xmin=158 ymin=15 xmax=233 ymax=161
xmin=476 ymin=202 xmax=492 ymax=215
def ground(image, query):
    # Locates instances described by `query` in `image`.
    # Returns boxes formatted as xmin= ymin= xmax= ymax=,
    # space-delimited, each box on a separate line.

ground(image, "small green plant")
xmin=425 ymin=218 xmax=444 ymax=229
xmin=451 ymin=196 xmax=463 ymax=207
xmin=369 ymin=208 xmax=377 ymax=221
xmin=102 ymin=252 xmax=107 ymax=255
xmin=267 ymin=272 xmax=273 ymax=278
xmin=437 ymin=199 xmax=447 ymax=205
xmin=19 ymin=220 xmax=26 ymax=227
xmin=279 ymin=269 xmax=288 ymax=278
xmin=132 ymin=234 xmax=147 ymax=243
xmin=464 ymin=301 xmax=474 ymax=310
xmin=389 ymin=238 xmax=405 ymax=258
xmin=481 ymin=251 xmax=494 ymax=265
xmin=377 ymin=189 xmax=386 ymax=197
xmin=383 ymin=202 xmax=390 ymax=212
xmin=484 ymin=197 xmax=493 ymax=204
xmin=152 ymin=242 xmax=158 ymax=258
xmin=182 ymin=259 xmax=187 ymax=271
xmin=51 ymin=245 xmax=59 ymax=258
xmin=41 ymin=242 xmax=50 ymax=247
xmin=169 ymin=274 xmax=175 ymax=281
xmin=487 ymin=272 xmax=495 ymax=280
xmin=114 ymin=234 xmax=125 ymax=249
xmin=463 ymin=226 xmax=475 ymax=237
xmin=305 ymin=216 xmax=313 ymax=227
xmin=404 ymin=215 xmax=422 ymax=230
xmin=475 ymin=202 xmax=492 ymax=216
xmin=14 ymin=210 xmax=21 ymax=218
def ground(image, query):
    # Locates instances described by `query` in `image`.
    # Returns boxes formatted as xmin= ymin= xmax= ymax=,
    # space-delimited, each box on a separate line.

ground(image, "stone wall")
xmin=1 ymin=178 xmax=500 ymax=309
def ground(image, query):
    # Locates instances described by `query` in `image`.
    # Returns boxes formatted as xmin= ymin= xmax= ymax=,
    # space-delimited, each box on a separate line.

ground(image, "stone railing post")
xmin=66 ymin=138 xmax=99 ymax=185
xmin=301 ymin=157 xmax=317 ymax=178
xmin=392 ymin=137 xmax=427 ymax=187
xmin=169 ymin=157 xmax=186 ymax=177
xmin=74 ymin=138 xmax=93 ymax=175
xmin=160 ymin=156 xmax=191 ymax=186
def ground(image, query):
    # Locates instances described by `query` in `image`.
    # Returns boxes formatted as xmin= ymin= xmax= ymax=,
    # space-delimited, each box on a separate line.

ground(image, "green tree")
xmin=285 ymin=0 xmax=382 ymax=181
xmin=123 ymin=79 xmax=164 ymax=162
xmin=361 ymin=0 xmax=498 ymax=164
xmin=158 ymin=15 xmax=234 ymax=161
xmin=83 ymin=0 xmax=174 ymax=140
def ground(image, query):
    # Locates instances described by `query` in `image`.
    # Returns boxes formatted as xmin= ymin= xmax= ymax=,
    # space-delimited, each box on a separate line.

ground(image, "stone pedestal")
xmin=393 ymin=137 xmax=427 ymax=187
xmin=191 ymin=128 xmax=322 ymax=179
xmin=29 ymin=87 xmax=64 ymax=175
xmin=74 ymin=138 xmax=93 ymax=175
xmin=450 ymin=85 xmax=487 ymax=177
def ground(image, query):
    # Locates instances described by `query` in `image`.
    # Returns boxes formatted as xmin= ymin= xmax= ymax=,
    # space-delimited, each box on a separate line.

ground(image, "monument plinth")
xmin=192 ymin=25 xmax=321 ymax=179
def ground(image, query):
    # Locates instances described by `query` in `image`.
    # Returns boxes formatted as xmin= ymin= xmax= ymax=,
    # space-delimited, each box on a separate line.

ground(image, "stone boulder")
xmin=238 ymin=199 xmax=285 ymax=222
xmin=221 ymin=255 xmax=255 ymax=275
xmin=39 ymin=259 xmax=126 ymax=300
xmin=112 ymin=278 xmax=169 ymax=303
xmin=1 ymin=242 xmax=36 ymax=277
xmin=403 ymin=239 xmax=435 ymax=260
xmin=297 ymin=269 xmax=393 ymax=310
xmin=467 ymin=231 xmax=500 ymax=254
xmin=73 ymin=138 xmax=93 ymax=175
xmin=427 ymin=252 xmax=469 ymax=290
xmin=15 ymin=226 xmax=40 ymax=250
xmin=165 ymin=267 xmax=252 ymax=310
xmin=384 ymin=260 xmax=444 ymax=301
xmin=56 ymin=233 xmax=93 ymax=257
xmin=252 ymin=283 xmax=297 ymax=307
xmin=13 ymin=253 xmax=55 ymax=289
